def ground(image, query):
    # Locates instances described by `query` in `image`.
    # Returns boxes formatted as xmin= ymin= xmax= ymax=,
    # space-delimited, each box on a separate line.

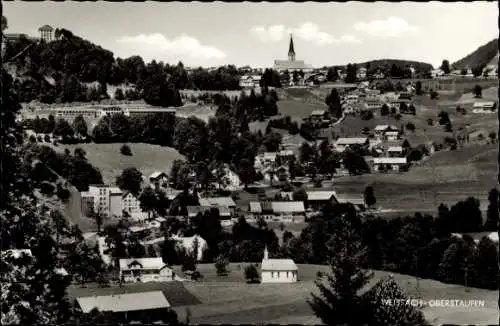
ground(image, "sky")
xmin=3 ymin=1 xmax=498 ymax=69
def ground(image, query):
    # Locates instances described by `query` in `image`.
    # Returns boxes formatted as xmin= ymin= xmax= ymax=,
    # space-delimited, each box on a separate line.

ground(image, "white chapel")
xmin=260 ymin=246 xmax=298 ymax=283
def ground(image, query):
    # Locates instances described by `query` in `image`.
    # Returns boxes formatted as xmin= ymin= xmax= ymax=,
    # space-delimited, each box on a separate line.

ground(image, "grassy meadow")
xmin=68 ymin=264 xmax=498 ymax=325
xmin=51 ymin=142 xmax=185 ymax=185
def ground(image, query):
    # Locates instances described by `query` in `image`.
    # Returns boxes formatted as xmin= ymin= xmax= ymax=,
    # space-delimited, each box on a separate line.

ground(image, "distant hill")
xmin=356 ymin=59 xmax=433 ymax=74
xmin=452 ymin=38 xmax=498 ymax=70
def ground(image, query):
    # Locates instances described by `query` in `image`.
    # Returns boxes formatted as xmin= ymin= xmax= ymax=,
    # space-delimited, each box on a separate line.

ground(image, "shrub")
xmin=360 ymin=110 xmax=374 ymax=120
xmin=120 ymin=144 xmax=133 ymax=156
xmin=405 ymin=122 xmax=415 ymax=132
xmin=430 ymin=91 xmax=439 ymax=100
xmin=215 ymin=255 xmax=229 ymax=276
xmin=44 ymin=134 xmax=51 ymax=142
xmin=244 ymin=264 xmax=260 ymax=283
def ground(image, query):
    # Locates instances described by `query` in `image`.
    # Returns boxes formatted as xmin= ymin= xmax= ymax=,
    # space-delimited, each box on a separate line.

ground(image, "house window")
xmin=287 ymin=271 xmax=289 ymax=278
xmin=277 ymin=272 xmax=280 ymax=278
xmin=271 ymin=272 xmax=274 ymax=278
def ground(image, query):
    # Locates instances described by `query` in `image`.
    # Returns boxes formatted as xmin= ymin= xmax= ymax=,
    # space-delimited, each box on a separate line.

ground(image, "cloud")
xmin=354 ymin=17 xmax=419 ymax=38
xmin=116 ymin=33 xmax=226 ymax=61
xmin=250 ymin=22 xmax=362 ymax=46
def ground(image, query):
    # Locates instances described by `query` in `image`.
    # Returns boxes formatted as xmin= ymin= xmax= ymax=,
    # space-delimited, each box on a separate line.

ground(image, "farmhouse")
xmin=254 ymin=152 xmax=278 ymax=168
xmin=239 ymin=75 xmax=261 ymax=88
xmin=149 ymin=171 xmax=168 ymax=186
xmin=75 ymin=291 xmax=171 ymax=322
xmin=372 ymin=157 xmax=407 ymax=172
xmin=187 ymin=205 xmax=233 ymax=226
xmin=310 ymin=110 xmax=329 ymax=122
xmin=122 ymin=191 xmax=143 ymax=215
xmin=305 ymin=190 xmax=338 ymax=210
xmin=119 ymin=258 xmax=174 ymax=283
xmin=387 ymin=146 xmax=404 ymax=157
xmin=198 ymin=196 xmax=237 ymax=214
xmin=249 ymin=201 xmax=305 ymax=222
xmin=364 ymin=99 xmax=381 ymax=110
xmin=336 ymin=195 xmax=366 ymax=211
xmin=384 ymin=131 xmax=400 ymax=141
xmin=261 ymin=246 xmax=298 ymax=283
xmin=374 ymin=124 xmax=399 ymax=136
xmin=333 ymin=137 xmax=369 ymax=152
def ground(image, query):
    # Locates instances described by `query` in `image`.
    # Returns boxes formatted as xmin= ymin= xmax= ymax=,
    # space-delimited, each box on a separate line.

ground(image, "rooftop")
xmin=76 ymin=291 xmax=170 ymax=313
xmin=271 ymin=201 xmax=305 ymax=213
xmin=387 ymin=146 xmax=403 ymax=152
xmin=119 ymin=258 xmax=167 ymax=271
xmin=373 ymin=157 xmax=407 ymax=164
xmin=261 ymin=258 xmax=298 ymax=271
xmin=306 ymin=190 xmax=337 ymax=201
xmin=199 ymin=196 xmax=236 ymax=208
xmin=249 ymin=202 xmax=262 ymax=213
xmin=335 ymin=137 xmax=368 ymax=145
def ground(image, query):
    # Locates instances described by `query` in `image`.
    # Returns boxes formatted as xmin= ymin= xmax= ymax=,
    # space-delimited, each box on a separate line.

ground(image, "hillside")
xmin=452 ymin=38 xmax=498 ymax=70
xmin=353 ymin=59 xmax=433 ymax=74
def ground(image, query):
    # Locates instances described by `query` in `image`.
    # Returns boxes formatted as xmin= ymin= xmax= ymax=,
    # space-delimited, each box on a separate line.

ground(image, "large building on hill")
xmin=273 ymin=34 xmax=313 ymax=73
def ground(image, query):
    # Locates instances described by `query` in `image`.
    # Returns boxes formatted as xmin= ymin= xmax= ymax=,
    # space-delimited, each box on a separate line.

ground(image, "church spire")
xmin=288 ymin=34 xmax=295 ymax=62
xmin=263 ymin=245 xmax=269 ymax=260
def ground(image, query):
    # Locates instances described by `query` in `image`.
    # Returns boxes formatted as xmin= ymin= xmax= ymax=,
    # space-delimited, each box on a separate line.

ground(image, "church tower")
xmin=288 ymin=34 xmax=295 ymax=62
xmin=263 ymin=245 xmax=269 ymax=260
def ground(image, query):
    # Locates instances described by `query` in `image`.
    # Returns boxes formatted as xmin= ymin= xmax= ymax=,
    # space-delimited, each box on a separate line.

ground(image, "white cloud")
xmin=116 ymin=33 xmax=226 ymax=61
xmin=354 ymin=17 xmax=419 ymax=38
xmin=250 ymin=22 xmax=362 ymax=46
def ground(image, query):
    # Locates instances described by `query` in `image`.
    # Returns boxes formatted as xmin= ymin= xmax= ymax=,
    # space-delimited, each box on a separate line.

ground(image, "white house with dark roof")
xmin=261 ymin=246 xmax=298 ymax=283
xmin=372 ymin=157 xmax=407 ymax=172
xmin=149 ymin=171 xmax=168 ymax=186
xmin=119 ymin=258 xmax=174 ymax=283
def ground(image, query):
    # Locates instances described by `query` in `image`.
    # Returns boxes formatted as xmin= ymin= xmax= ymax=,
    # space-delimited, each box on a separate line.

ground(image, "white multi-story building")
xmin=81 ymin=185 xmax=123 ymax=218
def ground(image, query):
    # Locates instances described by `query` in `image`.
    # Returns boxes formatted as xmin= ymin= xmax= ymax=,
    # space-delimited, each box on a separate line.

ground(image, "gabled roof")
xmin=187 ymin=205 xmax=231 ymax=217
xmin=387 ymin=146 xmax=403 ymax=152
xmin=374 ymin=124 xmax=398 ymax=131
xmin=109 ymin=187 xmax=122 ymax=195
xmin=373 ymin=157 xmax=407 ymax=164
xmin=149 ymin=171 xmax=167 ymax=180
xmin=199 ymin=197 xmax=236 ymax=208
xmin=38 ymin=25 xmax=54 ymax=31
xmin=306 ymin=190 xmax=337 ymax=201
xmin=335 ymin=137 xmax=368 ymax=145
xmin=311 ymin=110 xmax=326 ymax=116
xmin=261 ymin=258 xmax=298 ymax=271
xmin=336 ymin=196 xmax=365 ymax=205
xmin=271 ymin=201 xmax=305 ymax=213
xmin=119 ymin=258 xmax=167 ymax=271
xmin=76 ymin=291 xmax=170 ymax=313
xmin=473 ymin=101 xmax=496 ymax=108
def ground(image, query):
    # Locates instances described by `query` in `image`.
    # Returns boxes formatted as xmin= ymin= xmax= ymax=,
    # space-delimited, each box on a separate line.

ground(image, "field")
xmin=68 ymin=264 xmax=498 ymax=325
xmin=50 ymin=142 xmax=185 ymax=185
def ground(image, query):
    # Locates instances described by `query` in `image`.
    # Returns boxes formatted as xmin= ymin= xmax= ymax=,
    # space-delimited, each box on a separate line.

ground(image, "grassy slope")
xmin=69 ymin=263 xmax=496 ymax=325
xmin=50 ymin=143 xmax=185 ymax=185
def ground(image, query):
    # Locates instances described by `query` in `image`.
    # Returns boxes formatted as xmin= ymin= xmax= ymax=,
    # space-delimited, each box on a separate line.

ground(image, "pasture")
xmin=51 ymin=142 xmax=185 ymax=185
xmin=129 ymin=264 xmax=497 ymax=325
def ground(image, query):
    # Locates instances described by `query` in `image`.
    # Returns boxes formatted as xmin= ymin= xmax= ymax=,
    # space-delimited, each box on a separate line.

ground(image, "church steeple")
xmin=288 ymin=34 xmax=295 ymax=62
xmin=263 ymin=245 xmax=269 ymax=260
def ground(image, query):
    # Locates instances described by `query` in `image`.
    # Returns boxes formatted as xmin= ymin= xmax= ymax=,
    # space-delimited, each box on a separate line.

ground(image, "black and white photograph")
xmin=1 ymin=1 xmax=499 ymax=325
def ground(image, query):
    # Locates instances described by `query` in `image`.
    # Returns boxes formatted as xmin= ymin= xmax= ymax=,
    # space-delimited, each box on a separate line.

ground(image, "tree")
xmin=293 ymin=188 xmax=308 ymax=202
xmin=138 ymin=186 xmax=157 ymax=219
xmin=326 ymin=67 xmax=339 ymax=82
xmin=308 ymin=215 xmax=372 ymax=326
xmin=473 ymin=237 xmax=498 ymax=289
xmin=120 ymin=144 xmax=132 ymax=156
xmin=237 ymin=158 xmax=254 ymax=189
xmin=53 ymin=119 xmax=74 ymax=139
xmin=440 ymin=60 xmax=450 ymax=74
xmin=215 ymin=254 xmax=230 ymax=276
xmin=363 ymin=276 xmax=429 ymax=326
xmin=364 ymin=186 xmax=376 ymax=208
xmin=484 ymin=188 xmax=499 ymax=231
xmin=116 ymin=167 xmax=143 ymax=196
xmin=430 ymin=91 xmax=438 ymax=100
xmin=380 ymin=104 xmax=389 ymax=116
xmin=438 ymin=111 xmax=450 ymax=125
xmin=325 ymin=88 xmax=342 ymax=119
xmin=405 ymin=122 xmax=416 ymax=132
xmin=72 ymin=115 xmax=88 ymax=138
xmin=244 ymin=264 xmax=260 ymax=283
xmin=474 ymin=84 xmax=482 ymax=98
xmin=415 ymin=81 xmax=423 ymax=95
xmin=114 ymin=88 xmax=125 ymax=101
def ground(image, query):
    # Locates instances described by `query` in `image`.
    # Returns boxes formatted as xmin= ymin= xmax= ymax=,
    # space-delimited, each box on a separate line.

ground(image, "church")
xmin=273 ymin=34 xmax=313 ymax=73
xmin=260 ymin=246 xmax=298 ymax=283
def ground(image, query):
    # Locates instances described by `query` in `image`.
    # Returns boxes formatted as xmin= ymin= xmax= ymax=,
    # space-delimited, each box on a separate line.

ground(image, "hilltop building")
xmin=38 ymin=25 xmax=54 ymax=42
xmin=273 ymin=34 xmax=313 ymax=73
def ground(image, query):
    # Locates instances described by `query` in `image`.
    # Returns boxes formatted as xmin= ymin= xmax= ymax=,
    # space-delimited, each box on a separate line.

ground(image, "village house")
xmin=119 ymin=258 xmax=175 ymax=283
xmin=277 ymin=150 xmax=296 ymax=165
xmin=343 ymin=94 xmax=359 ymax=105
xmin=187 ymin=205 xmax=233 ymax=226
xmin=372 ymin=157 xmax=408 ymax=172
xmin=305 ymin=190 xmax=338 ymax=210
xmin=384 ymin=131 xmax=400 ymax=141
xmin=387 ymin=146 xmax=404 ymax=157
xmin=122 ymin=191 xmax=144 ymax=215
xmin=149 ymin=172 xmax=168 ymax=188
xmin=333 ymin=137 xmax=369 ymax=152
xmin=310 ymin=109 xmax=330 ymax=123
xmin=254 ymin=152 xmax=278 ymax=169
xmin=75 ymin=291 xmax=172 ymax=322
xmin=262 ymin=165 xmax=290 ymax=184
xmin=210 ymin=164 xmax=241 ymax=190
xmin=472 ymin=101 xmax=497 ymax=113
xmin=249 ymin=201 xmax=305 ymax=222
xmin=239 ymin=75 xmax=262 ymax=88
xmin=364 ymin=99 xmax=382 ymax=111
xmin=373 ymin=124 xmax=399 ymax=139
xmin=336 ymin=195 xmax=367 ymax=211
xmin=261 ymin=246 xmax=298 ymax=283
xmin=198 ymin=196 xmax=237 ymax=214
